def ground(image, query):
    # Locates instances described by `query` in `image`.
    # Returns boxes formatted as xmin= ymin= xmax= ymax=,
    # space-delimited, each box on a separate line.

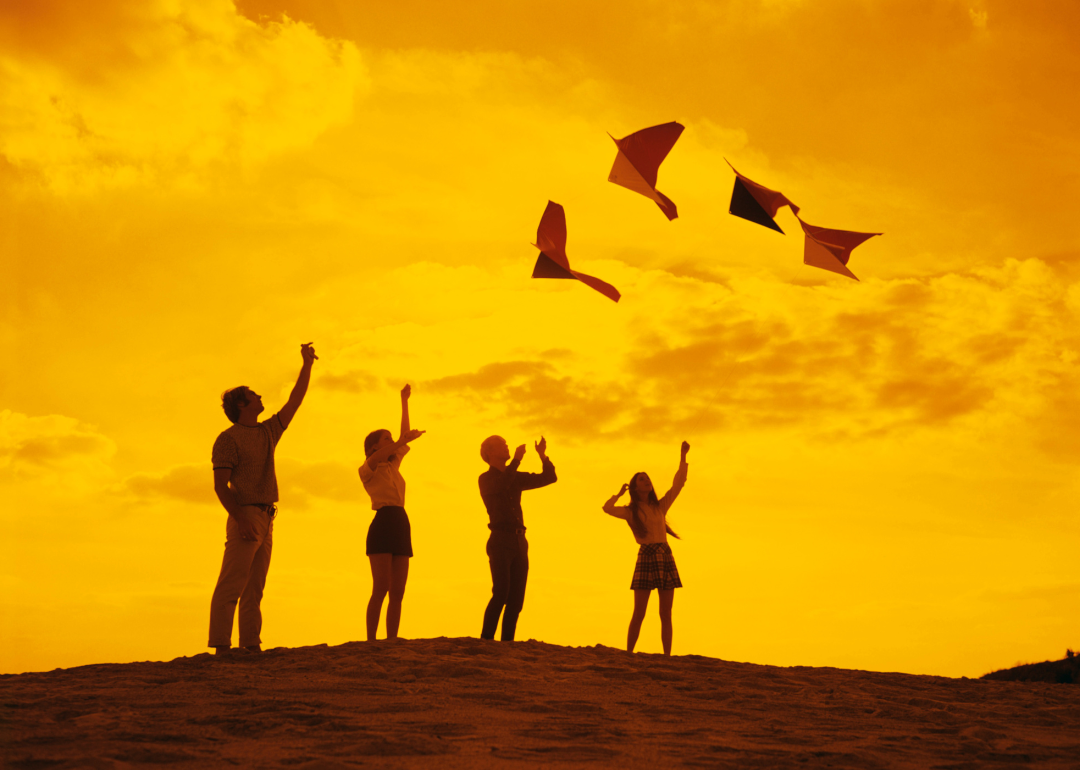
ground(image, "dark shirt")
xmin=478 ymin=456 xmax=557 ymax=533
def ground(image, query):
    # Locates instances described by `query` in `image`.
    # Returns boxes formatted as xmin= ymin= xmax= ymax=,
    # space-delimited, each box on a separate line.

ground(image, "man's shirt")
xmin=211 ymin=414 xmax=286 ymax=506
xmin=478 ymin=456 xmax=557 ymax=533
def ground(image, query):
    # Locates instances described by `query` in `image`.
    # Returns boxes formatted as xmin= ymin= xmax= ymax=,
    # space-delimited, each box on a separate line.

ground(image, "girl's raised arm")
xmin=659 ymin=441 xmax=690 ymax=512
xmin=603 ymin=483 xmax=631 ymax=520
xmin=399 ymin=384 xmax=411 ymax=439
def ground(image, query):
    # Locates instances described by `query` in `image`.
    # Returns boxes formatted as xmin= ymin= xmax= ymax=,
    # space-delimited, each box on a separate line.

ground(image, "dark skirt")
xmin=630 ymin=542 xmax=682 ymax=591
xmin=366 ymin=506 xmax=413 ymax=557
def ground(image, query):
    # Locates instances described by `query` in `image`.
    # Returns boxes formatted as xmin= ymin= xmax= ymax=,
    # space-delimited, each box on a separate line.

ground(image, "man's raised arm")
xmin=278 ymin=342 xmax=318 ymax=429
xmin=516 ymin=436 xmax=557 ymax=490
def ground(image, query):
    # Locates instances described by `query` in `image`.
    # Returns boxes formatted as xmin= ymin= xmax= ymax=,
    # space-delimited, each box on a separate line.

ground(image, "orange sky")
xmin=1 ymin=0 xmax=1078 ymax=677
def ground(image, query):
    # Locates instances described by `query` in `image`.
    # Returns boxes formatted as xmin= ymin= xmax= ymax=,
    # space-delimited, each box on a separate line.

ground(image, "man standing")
xmin=478 ymin=435 xmax=557 ymax=641
xmin=208 ymin=342 xmax=317 ymax=653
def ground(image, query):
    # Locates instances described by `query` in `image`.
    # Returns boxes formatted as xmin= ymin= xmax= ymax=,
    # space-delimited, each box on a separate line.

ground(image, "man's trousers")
xmin=208 ymin=506 xmax=274 ymax=648
xmin=481 ymin=530 xmax=529 ymax=641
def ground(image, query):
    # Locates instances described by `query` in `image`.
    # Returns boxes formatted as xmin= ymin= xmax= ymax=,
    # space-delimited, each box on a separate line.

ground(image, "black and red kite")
xmin=607 ymin=122 xmax=684 ymax=221
xmin=726 ymin=160 xmax=799 ymax=233
xmin=797 ymin=217 xmax=881 ymax=281
xmin=531 ymin=201 xmax=621 ymax=303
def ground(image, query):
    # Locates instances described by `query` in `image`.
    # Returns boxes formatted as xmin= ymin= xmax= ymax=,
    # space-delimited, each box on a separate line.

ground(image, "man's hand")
xmin=235 ymin=509 xmax=259 ymax=541
xmin=513 ymin=444 xmax=527 ymax=463
xmin=301 ymin=342 xmax=318 ymax=366
xmin=535 ymin=435 xmax=547 ymax=459
xmin=681 ymin=440 xmax=690 ymax=457
xmin=401 ymin=383 xmax=411 ymax=400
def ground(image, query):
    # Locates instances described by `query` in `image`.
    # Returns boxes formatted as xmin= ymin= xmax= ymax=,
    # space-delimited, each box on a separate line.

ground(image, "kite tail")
xmin=655 ymin=191 xmax=678 ymax=221
xmin=571 ymin=270 xmax=621 ymax=303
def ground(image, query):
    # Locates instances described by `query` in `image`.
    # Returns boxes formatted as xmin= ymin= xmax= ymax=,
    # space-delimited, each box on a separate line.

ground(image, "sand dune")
xmin=3 ymin=638 xmax=1080 ymax=768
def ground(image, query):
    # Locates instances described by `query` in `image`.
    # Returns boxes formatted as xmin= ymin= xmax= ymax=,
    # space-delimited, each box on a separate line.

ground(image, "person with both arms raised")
xmin=477 ymin=435 xmax=557 ymax=641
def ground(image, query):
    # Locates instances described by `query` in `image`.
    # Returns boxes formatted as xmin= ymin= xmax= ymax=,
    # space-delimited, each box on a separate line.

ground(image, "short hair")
xmin=480 ymin=435 xmax=504 ymax=465
xmin=221 ymin=387 xmax=249 ymax=424
xmin=365 ymin=429 xmax=391 ymax=458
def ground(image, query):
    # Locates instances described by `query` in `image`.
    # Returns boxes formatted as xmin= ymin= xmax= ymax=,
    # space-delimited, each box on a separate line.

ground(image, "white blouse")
xmin=358 ymin=445 xmax=409 ymax=510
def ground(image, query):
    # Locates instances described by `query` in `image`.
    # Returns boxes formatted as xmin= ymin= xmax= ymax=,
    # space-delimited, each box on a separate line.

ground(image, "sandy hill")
xmin=3 ymin=637 xmax=1080 ymax=769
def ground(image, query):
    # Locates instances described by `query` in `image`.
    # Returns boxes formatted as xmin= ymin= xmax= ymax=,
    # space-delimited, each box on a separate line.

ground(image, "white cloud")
xmin=0 ymin=0 xmax=367 ymax=193
xmin=0 ymin=410 xmax=116 ymax=485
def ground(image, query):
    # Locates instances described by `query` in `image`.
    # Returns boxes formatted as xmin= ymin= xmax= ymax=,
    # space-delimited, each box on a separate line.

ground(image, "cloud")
xmin=426 ymin=361 xmax=634 ymax=440
xmin=318 ymin=369 xmax=381 ymax=394
xmin=0 ymin=410 xmax=116 ymax=482
xmin=277 ymin=458 xmax=364 ymax=509
xmin=0 ymin=0 xmax=366 ymax=193
xmin=418 ymin=256 xmax=1080 ymax=446
xmin=120 ymin=458 xmax=364 ymax=509
xmin=122 ymin=463 xmax=214 ymax=505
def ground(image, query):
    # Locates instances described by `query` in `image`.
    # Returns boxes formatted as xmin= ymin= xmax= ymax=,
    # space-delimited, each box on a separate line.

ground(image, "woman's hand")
xmin=617 ymin=483 xmax=629 ymax=497
xmin=400 ymin=428 xmax=425 ymax=444
xmin=401 ymin=383 xmax=411 ymax=400
xmin=681 ymin=440 xmax=690 ymax=457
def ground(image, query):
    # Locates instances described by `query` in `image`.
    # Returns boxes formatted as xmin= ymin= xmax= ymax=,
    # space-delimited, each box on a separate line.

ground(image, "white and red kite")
xmin=531 ymin=201 xmax=621 ymax=303
xmin=797 ymin=217 xmax=881 ymax=281
xmin=607 ymin=122 xmax=684 ymax=221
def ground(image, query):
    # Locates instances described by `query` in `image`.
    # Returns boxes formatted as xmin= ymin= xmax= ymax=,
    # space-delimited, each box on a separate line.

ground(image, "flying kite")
xmin=607 ymin=122 xmax=684 ymax=221
xmin=797 ymin=217 xmax=881 ymax=281
xmin=726 ymin=160 xmax=799 ymax=233
xmin=531 ymin=201 xmax=621 ymax=303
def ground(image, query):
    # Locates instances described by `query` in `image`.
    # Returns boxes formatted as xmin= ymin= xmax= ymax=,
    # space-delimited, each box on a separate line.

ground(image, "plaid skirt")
xmin=630 ymin=542 xmax=682 ymax=591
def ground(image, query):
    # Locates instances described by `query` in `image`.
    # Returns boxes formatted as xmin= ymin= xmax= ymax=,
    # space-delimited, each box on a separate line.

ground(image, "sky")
xmin=1 ymin=0 xmax=1078 ymax=677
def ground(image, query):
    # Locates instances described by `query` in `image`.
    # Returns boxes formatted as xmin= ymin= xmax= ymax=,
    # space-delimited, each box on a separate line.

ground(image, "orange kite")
xmin=797 ymin=217 xmax=881 ymax=281
xmin=726 ymin=160 xmax=799 ymax=233
xmin=607 ymin=122 xmax=684 ymax=221
xmin=531 ymin=201 xmax=621 ymax=303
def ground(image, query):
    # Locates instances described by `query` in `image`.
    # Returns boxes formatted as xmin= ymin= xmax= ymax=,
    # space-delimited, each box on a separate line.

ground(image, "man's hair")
xmin=480 ymin=435 xmax=503 ymax=465
xmin=221 ymin=387 xmax=249 ymax=424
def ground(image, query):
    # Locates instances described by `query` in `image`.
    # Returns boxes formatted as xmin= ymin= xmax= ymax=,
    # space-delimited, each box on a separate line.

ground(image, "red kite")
xmin=531 ymin=201 xmax=621 ymax=303
xmin=607 ymin=122 xmax=684 ymax=221
xmin=726 ymin=160 xmax=800 ymax=233
xmin=797 ymin=217 xmax=881 ymax=281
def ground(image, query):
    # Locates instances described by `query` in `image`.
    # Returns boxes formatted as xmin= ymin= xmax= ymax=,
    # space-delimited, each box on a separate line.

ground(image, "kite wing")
xmin=608 ymin=122 xmax=684 ymax=221
xmin=726 ymin=160 xmax=800 ymax=234
xmin=530 ymin=201 xmax=621 ymax=303
xmin=797 ymin=217 xmax=881 ymax=281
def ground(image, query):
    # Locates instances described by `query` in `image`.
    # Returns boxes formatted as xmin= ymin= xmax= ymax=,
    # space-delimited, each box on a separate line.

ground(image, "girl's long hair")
xmin=627 ymin=472 xmax=681 ymax=540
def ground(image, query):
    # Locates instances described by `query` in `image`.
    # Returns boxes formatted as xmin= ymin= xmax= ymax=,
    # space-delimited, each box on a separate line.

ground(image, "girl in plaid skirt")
xmin=603 ymin=441 xmax=690 ymax=656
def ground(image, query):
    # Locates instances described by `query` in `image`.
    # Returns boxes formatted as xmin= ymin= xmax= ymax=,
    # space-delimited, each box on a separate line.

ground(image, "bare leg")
xmin=627 ymin=589 xmax=651 ymax=653
xmin=658 ymin=589 xmax=674 ymax=656
xmin=385 ymin=555 xmax=410 ymax=639
xmin=367 ymin=554 xmax=392 ymax=641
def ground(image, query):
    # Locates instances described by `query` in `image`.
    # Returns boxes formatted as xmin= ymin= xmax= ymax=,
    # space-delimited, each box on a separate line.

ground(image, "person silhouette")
xmin=478 ymin=435 xmax=557 ymax=641
xmin=359 ymin=384 xmax=425 ymax=641
xmin=603 ymin=441 xmax=690 ymax=656
xmin=208 ymin=342 xmax=317 ymax=654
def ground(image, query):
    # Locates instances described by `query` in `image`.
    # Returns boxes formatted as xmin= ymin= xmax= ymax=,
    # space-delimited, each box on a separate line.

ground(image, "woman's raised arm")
xmin=603 ymin=483 xmax=631 ymax=520
xmin=659 ymin=441 xmax=690 ymax=511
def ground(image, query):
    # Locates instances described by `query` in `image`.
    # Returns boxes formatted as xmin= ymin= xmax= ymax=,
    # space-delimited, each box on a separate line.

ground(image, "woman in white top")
xmin=603 ymin=441 xmax=689 ymax=656
xmin=359 ymin=384 xmax=425 ymax=641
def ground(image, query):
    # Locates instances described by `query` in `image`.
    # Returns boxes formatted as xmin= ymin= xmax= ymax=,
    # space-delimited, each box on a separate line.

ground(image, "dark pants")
xmin=481 ymin=530 xmax=529 ymax=641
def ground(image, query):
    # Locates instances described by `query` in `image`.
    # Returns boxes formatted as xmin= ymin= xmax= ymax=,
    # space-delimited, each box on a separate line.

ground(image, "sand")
xmin=3 ymin=637 xmax=1080 ymax=769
